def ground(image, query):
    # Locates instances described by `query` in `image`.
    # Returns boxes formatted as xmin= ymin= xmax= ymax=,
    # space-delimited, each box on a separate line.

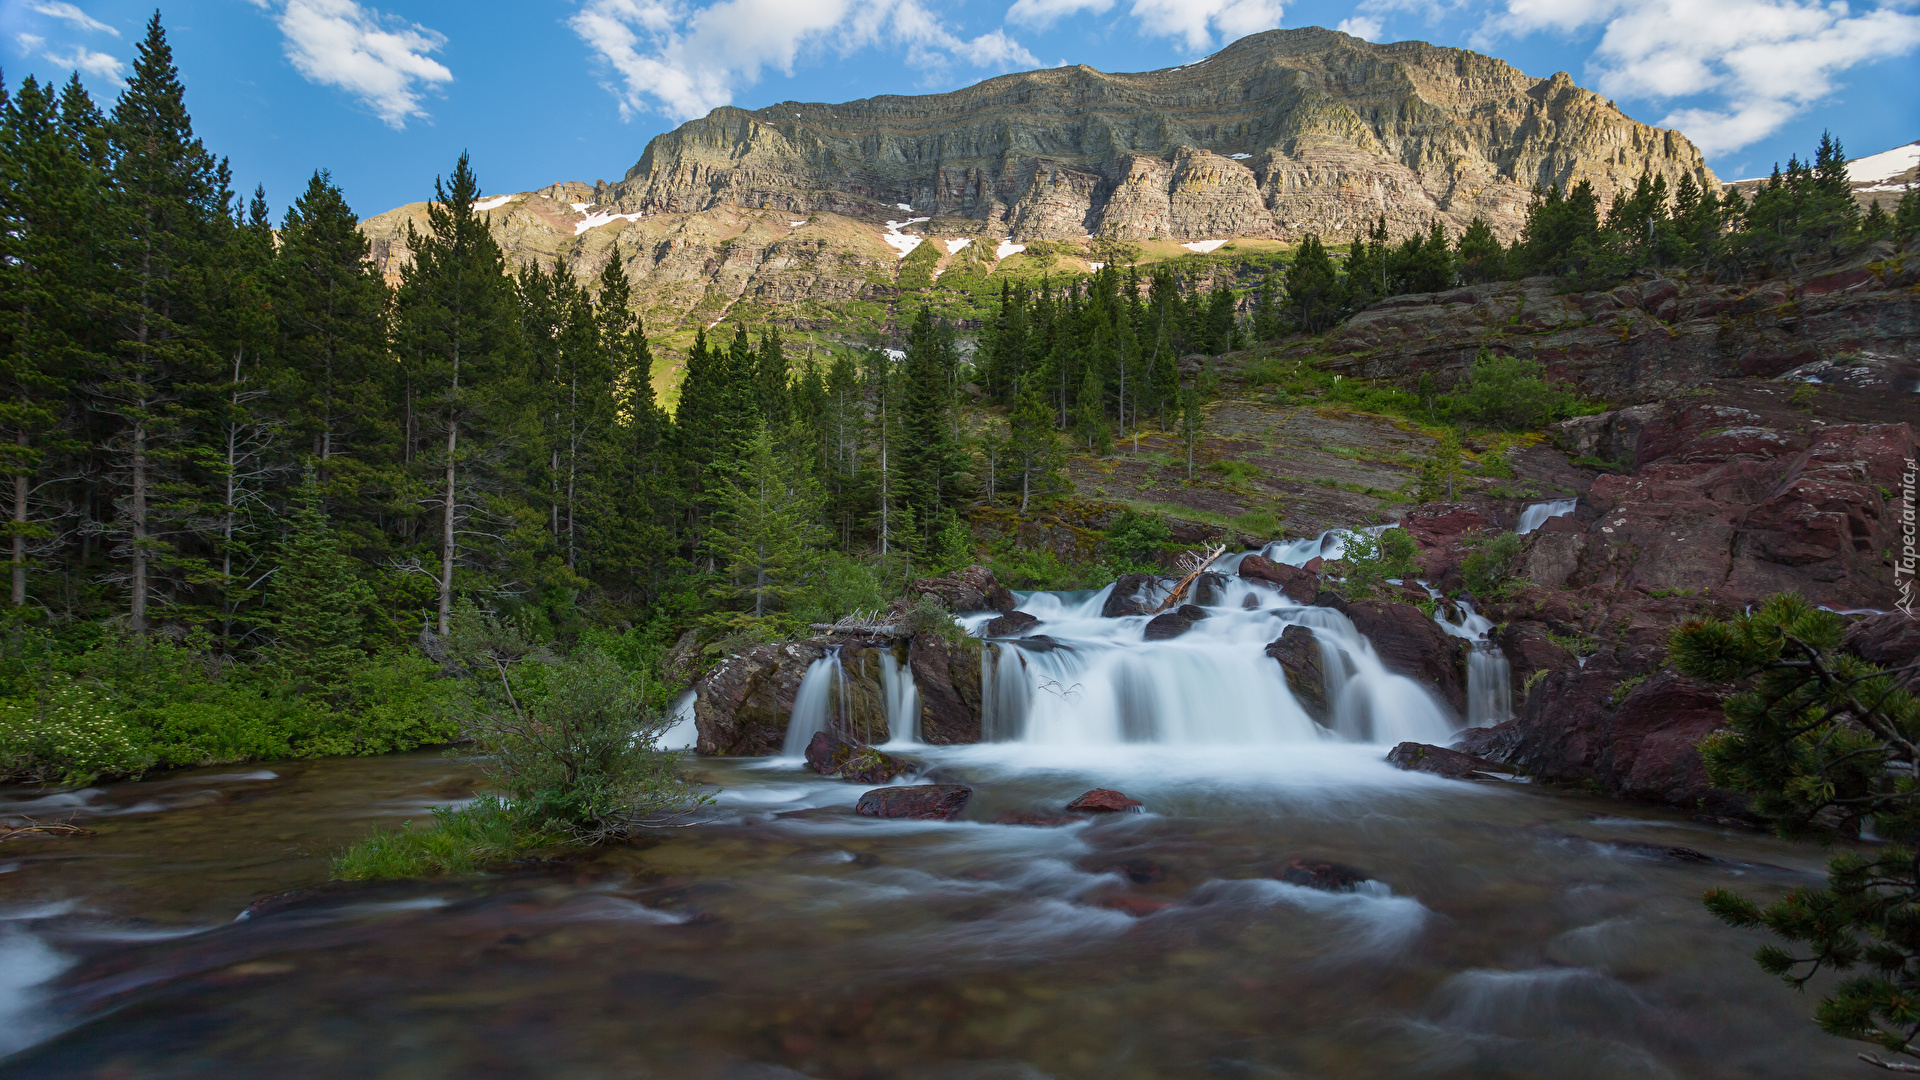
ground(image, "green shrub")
xmin=1333 ymin=528 xmax=1419 ymax=599
xmin=332 ymin=796 xmax=551 ymax=880
xmin=1456 ymin=350 xmax=1576 ymax=430
xmin=1104 ymin=509 xmax=1173 ymax=572
xmin=0 ymin=676 xmax=153 ymax=785
xmin=1461 ymin=532 xmax=1525 ymax=597
xmin=1207 ymin=460 xmax=1261 ymax=482
xmin=793 ymin=552 xmax=889 ymax=625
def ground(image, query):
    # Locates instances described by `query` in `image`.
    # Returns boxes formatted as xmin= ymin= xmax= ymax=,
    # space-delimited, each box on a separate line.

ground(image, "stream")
xmin=0 ymin=559 xmax=1861 ymax=1078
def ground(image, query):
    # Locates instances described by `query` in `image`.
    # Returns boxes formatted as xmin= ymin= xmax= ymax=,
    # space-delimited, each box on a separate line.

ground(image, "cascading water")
xmin=975 ymin=571 xmax=1456 ymax=747
xmin=782 ymin=648 xmax=845 ymax=756
xmin=1515 ymin=499 xmax=1578 ymax=534
xmin=1427 ymin=596 xmax=1513 ymax=727
xmin=879 ymin=652 xmax=921 ymax=745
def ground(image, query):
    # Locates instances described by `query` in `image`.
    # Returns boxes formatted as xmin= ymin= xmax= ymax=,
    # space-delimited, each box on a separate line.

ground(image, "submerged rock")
xmin=1143 ymin=605 xmax=1208 ymax=641
xmin=855 ymin=784 xmax=973 ymax=821
xmin=1265 ymin=625 xmax=1329 ymax=724
xmin=982 ymin=610 xmax=1040 ymax=638
xmin=1386 ymin=741 xmax=1518 ymax=781
xmin=1067 ymin=788 xmax=1144 ymax=813
xmin=804 ymin=731 xmax=910 ymax=783
xmin=1278 ymin=856 xmax=1370 ymax=892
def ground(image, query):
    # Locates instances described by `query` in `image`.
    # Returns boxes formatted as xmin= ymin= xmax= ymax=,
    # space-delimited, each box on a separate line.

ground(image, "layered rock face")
xmin=601 ymin=27 xmax=1715 ymax=244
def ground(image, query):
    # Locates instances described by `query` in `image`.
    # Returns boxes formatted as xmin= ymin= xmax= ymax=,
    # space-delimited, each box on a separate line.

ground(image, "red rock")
xmin=1238 ymin=554 xmax=1318 ymax=604
xmin=1278 ymin=857 xmax=1369 ymax=892
xmin=855 ymin=785 xmax=973 ymax=821
xmin=1265 ymin=625 xmax=1329 ymax=724
xmin=1385 ymin=741 xmax=1517 ymax=780
xmin=1066 ymin=788 xmax=1143 ymax=813
xmin=1102 ymin=573 xmax=1162 ymax=617
xmin=1302 ymin=557 xmax=1324 ymax=573
xmin=1845 ymin=612 xmax=1920 ymax=691
xmin=1341 ymin=600 xmax=1468 ymax=720
xmin=804 ymin=731 xmax=909 ymax=784
xmin=982 ymin=611 xmax=1039 ymax=637
xmin=907 ymin=565 xmax=1015 ymax=613
xmin=908 ymin=634 xmax=984 ymax=745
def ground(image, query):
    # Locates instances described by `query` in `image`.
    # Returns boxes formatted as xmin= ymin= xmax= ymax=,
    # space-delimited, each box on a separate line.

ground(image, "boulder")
xmin=1341 ymin=600 xmax=1468 ymax=719
xmin=1192 ymin=571 xmax=1232 ymax=606
xmin=982 ymin=610 xmax=1040 ymax=638
xmin=693 ymin=641 xmax=833 ymax=755
xmin=804 ymin=732 xmax=909 ymax=783
xmin=1494 ymin=621 xmax=1579 ymax=698
xmin=1238 ymin=554 xmax=1318 ymax=604
xmin=1386 ymin=741 xmax=1518 ymax=780
xmin=907 ymin=565 xmax=1015 ymax=613
xmin=1102 ymin=573 xmax=1164 ymax=617
xmin=1143 ymin=608 xmax=1202 ymax=640
xmin=1066 ymin=788 xmax=1143 ymax=813
xmin=855 ymin=785 xmax=973 ymax=821
xmin=908 ymin=634 xmax=984 ymax=744
xmin=1278 ymin=856 xmax=1369 ymax=892
xmin=1265 ymin=625 xmax=1330 ymax=724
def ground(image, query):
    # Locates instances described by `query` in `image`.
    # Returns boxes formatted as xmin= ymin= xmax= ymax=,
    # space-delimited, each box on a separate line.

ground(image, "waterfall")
xmin=1429 ymin=598 xmax=1513 ymax=727
xmin=1262 ymin=525 xmax=1400 ymax=567
xmin=782 ymin=648 xmax=845 ymax=756
xmin=658 ymin=690 xmax=699 ymax=751
xmin=975 ymin=573 xmax=1456 ymax=747
xmin=1515 ymin=499 xmax=1578 ymax=534
xmin=879 ymin=651 xmax=921 ymax=745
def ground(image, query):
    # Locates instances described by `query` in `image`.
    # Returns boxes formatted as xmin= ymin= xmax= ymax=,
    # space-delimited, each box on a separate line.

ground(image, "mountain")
xmin=359 ymin=27 xmax=1718 ymax=373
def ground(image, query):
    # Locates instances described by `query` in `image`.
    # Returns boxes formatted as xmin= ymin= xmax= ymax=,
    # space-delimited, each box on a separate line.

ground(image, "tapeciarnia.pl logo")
xmin=1899 ymin=457 xmax=1917 ymax=618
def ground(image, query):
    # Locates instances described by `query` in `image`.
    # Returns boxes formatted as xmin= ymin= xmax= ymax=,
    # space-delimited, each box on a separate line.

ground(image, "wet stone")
xmin=1066 ymin=789 xmax=1144 ymax=813
xmin=854 ymin=784 xmax=973 ymax=821
xmin=1278 ymin=856 xmax=1370 ymax=892
xmin=982 ymin=610 xmax=1041 ymax=638
xmin=804 ymin=731 xmax=911 ymax=784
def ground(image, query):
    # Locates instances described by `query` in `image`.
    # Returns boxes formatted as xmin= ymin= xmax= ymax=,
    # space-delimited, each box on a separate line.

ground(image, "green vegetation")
xmin=1103 ymin=509 xmax=1174 ymax=573
xmin=332 ymin=797 xmax=550 ymax=880
xmin=1460 ymin=532 xmax=1526 ymax=598
xmin=1672 ymin=596 xmax=1920 ymax=1070
xmin=1330 ymin=528 xmax=1418 ymax=600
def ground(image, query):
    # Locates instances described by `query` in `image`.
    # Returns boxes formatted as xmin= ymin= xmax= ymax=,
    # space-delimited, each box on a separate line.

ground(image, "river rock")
xmin=1340 ymin=600 xmax=1469 ymax=720
xmin=1143 ymin=610 xmax=1199 ymax=640
xmin=804 ymin=732 xmax=909 ymax=783
xmin=1238 ymin=554 xmax=1319 ymax=604
xmin=1265 ymin=625 xmax=1330 ymax=724
xmin=1192 ymin=571 xmax=1231 ymax=606
xmin=855 ymin=785 xmax=974 ymax=821
xmin=907 ymin=565 xmax=1016 ymax=613
xmin=982 ymin=610 xmax=1040 ymax=638
xmin=1278 ymin=856 xmax=1369 ymax=892
xmin=693 ymin=641 xmax=833 ymax=755
xmin=1103 ymin=573 xmax=1163 ymax=617
xmin=908 ymin=634 xmax=984 ymax=744
xmin=1066 ymin=788 xmax=1143 ymax=812
xmin=1494 ymin=621 xmax=1579 ymax=699
xmin=1386 ymin=741 xmax=1518 ymax=780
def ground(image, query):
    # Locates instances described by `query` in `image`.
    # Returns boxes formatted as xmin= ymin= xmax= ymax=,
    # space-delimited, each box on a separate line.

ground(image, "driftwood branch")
xmin=1153 ymin=545 xmax=1227 ymax=613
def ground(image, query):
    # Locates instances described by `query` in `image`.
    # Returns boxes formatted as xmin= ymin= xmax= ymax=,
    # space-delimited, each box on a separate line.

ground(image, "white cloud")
xmin=16 ymin=34 xmax=47 ymax=51
xmin=1128 ymin=0 xmax=1283 ymax=52
xmin=571 ymin=0 xmax=1041 ymax=121
xmin=1484 ymin=0 xmax=1920 ymax=156
xmin=1006 ymin=0 xmax=1115 ymax=29
xmin=1336 ymin=15 xmax=1383 ymax=39
xmin=42 ymin=46 xmax=123 ymax=84
xmin=263 ymin=0 xmax=453 ymax=129
xmin=29 ymin=2 xmax=118 ymax=36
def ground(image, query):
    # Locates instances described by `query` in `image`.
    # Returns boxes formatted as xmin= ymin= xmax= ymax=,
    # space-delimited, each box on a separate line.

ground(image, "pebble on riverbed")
xmin=1066 ymin=789 xmax=1144 ymax=813
xmin=854 ymin=784 xmax=973 ymax=821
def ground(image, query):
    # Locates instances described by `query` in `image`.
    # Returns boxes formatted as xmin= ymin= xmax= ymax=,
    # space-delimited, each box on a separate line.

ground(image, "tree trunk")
xmin=131 ymin=421 xmax=148 ymax=633
xmin=12 ymin=430 xmax=27 ymax=608
xmin=439 ymin=419 xmax=457 ymax=637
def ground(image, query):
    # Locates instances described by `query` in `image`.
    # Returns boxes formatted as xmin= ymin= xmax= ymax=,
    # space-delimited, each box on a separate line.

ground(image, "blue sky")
xmin=2 ymin=0 xmax=1916 ymax=220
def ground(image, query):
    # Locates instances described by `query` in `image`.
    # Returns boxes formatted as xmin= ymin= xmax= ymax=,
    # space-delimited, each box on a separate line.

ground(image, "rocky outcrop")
xmin=1454 ymin=668 xmax=1742 ymax=814
xmin=1238 ymin=554 xmax=1318 ymax=604
xmin=856 ymin=785 xmax=973 ymax=821
xmin=1318 ymin=246 xmax=1920 ymax=403
xmin=906 ymin=565 xmax=1016 ymax=613
xmin=1341 ymin=600 xmax=1468 ymax=718
xmin=605 ymin=28 xmax=1712 ymax=244
xmin=1846 ymin=612 xmax=1920 ymax=692
xmin=908 ymin=635 xmax=985 ymax=744
xmin=1265 ymin=625 xmax=1330 ymax=723
xmin=693 ymin=641 xmax=831 ymax=755
xmin=982 ymin=611 xmax=1039 ymax=638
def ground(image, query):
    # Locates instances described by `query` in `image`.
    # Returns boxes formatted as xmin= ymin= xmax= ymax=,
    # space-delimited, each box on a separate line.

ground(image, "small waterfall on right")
xmin=1515 ymin=499 xmax=1578 ymax=534
xmin=1430 ymin=599 xmax=1513 ymax=727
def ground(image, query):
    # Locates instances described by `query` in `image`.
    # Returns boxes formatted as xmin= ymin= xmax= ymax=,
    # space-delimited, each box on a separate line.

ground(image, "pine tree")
xmin=394 ymin=152 xmax=521 ymax=635
xmin=1284 ymin=235 xmax=1342 ymax=333
xmin=97 ymin=14 xmax=227 ymax=632
xmin=710 ymin=421 xmax=823 ymax=617
xmin=587 ymin=250 xmax=668 ymax=592
xmin=896 ymin=307 xmax=959 ymax=555
xmin=1454 ymin=217 xmax=1503 ymax=283
xmin=0 ymin=75 xmax=98 ymax=606
xmin=270 ymin=468 xmax=372 ymax=690
xmin=1416 ymin=428 xmax=1464 ymax=502
xmin=1178 ymin=383 xmax=1204 ymax=479
xmin=1007 ymin=374 xmax=1061 ymax=514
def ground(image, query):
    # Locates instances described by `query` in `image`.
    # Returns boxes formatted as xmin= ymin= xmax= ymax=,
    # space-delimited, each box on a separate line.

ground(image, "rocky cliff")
xmin=600 ymin=27 xmax=1715 ymax=245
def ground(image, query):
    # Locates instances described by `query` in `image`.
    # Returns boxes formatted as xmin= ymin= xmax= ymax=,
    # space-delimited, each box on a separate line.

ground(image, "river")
xmin=0 ymin=565 xmax=1862 ymax=1077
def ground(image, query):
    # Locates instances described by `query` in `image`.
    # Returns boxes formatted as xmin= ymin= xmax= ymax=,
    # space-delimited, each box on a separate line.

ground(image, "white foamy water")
xmin=1516 ymin=499 xmax=1578 ymax=534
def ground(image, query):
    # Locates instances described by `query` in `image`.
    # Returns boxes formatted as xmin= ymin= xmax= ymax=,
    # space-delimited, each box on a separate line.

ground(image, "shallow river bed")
xmin=0 ymin=745 xmax=1858 ymax=1079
